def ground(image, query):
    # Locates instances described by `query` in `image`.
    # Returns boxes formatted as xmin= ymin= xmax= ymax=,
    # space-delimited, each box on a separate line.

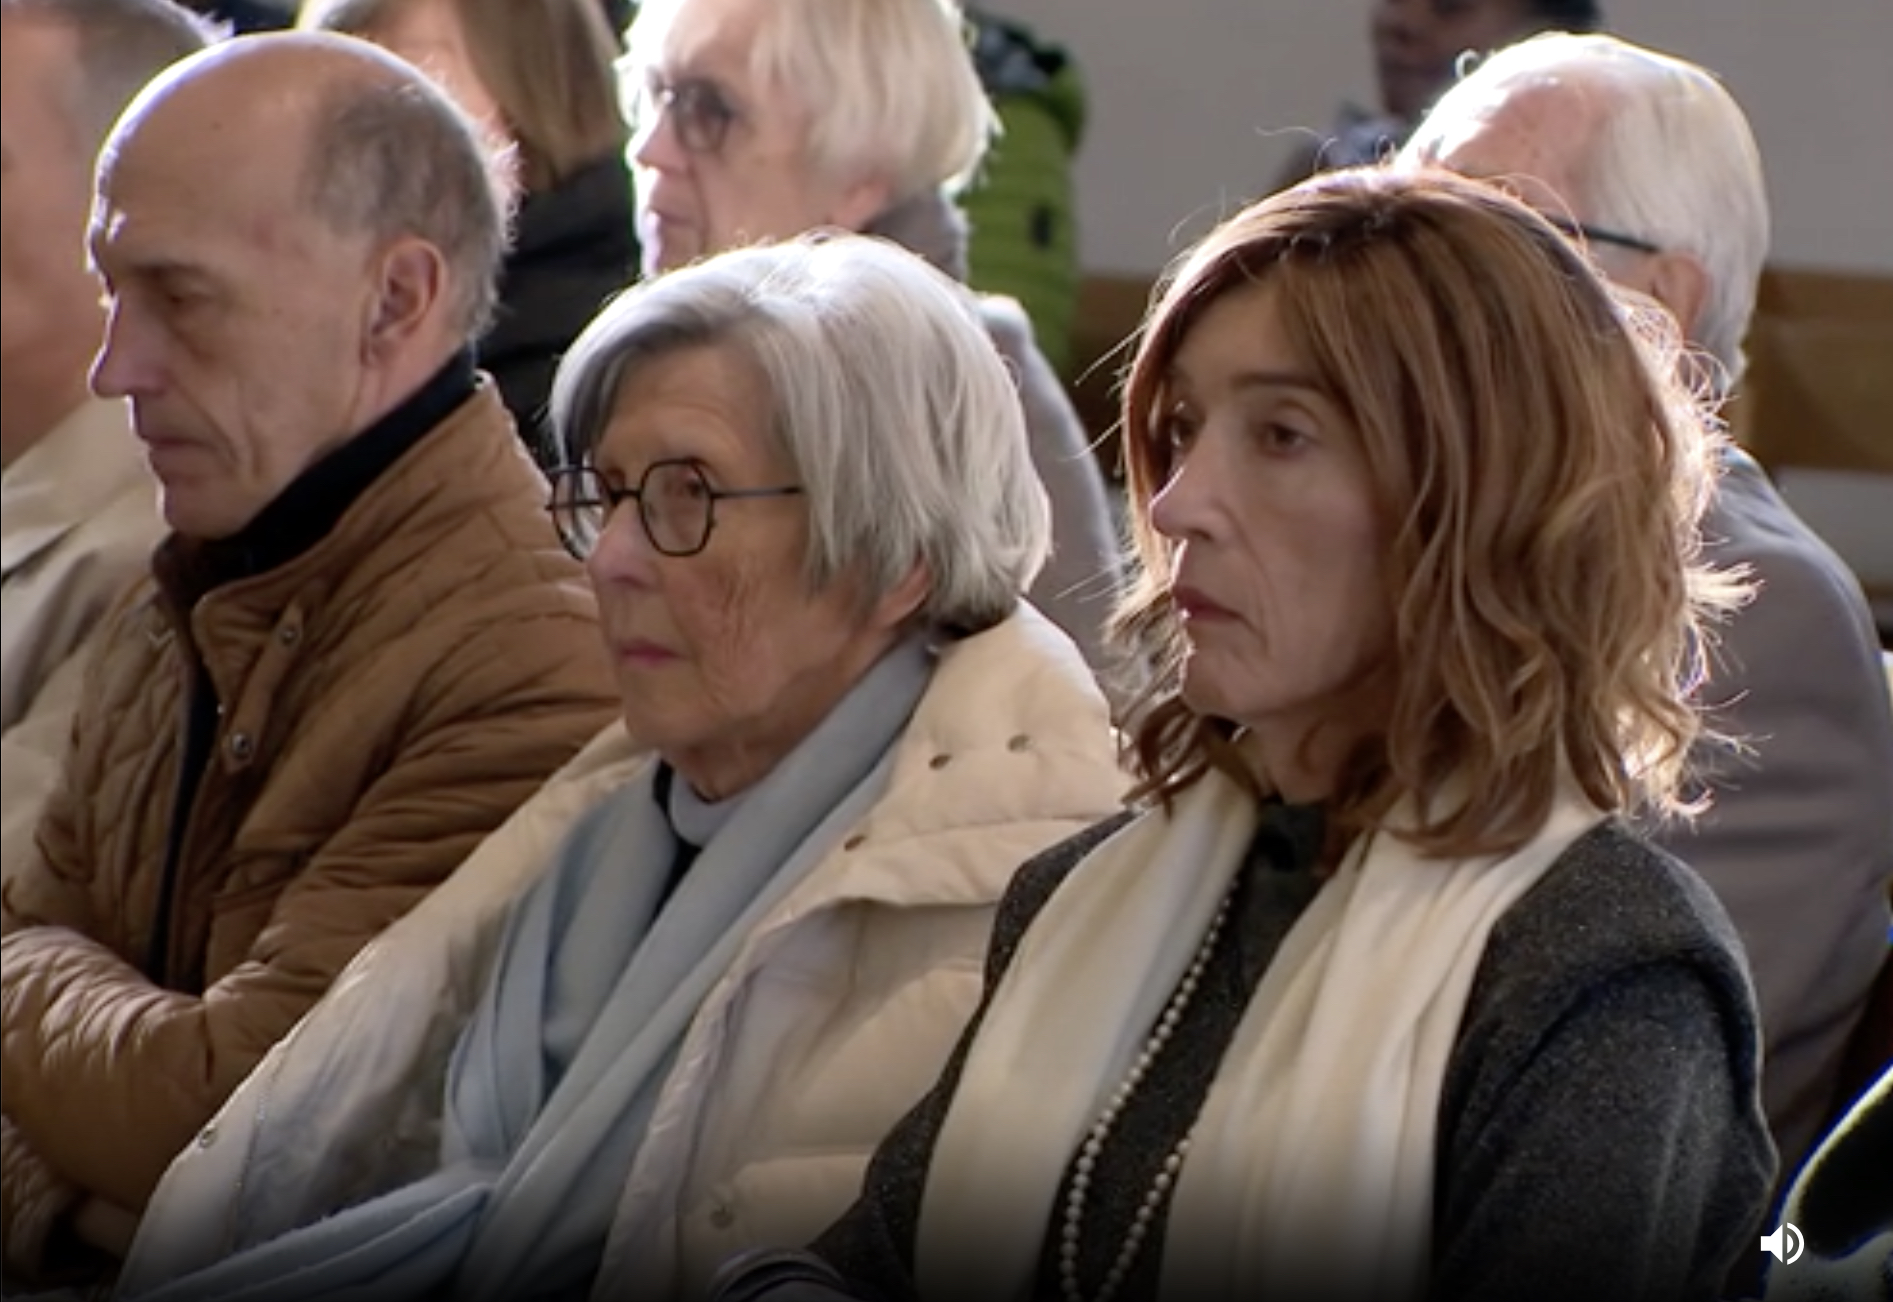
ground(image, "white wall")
xmin=993 ymin=0 xmax=1893 ymax=276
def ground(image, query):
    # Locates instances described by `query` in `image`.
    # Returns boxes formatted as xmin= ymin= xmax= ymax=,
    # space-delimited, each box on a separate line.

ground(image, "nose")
xmin=1147 ymin=444 xmax=1226 ymax=543
xmin=89 ymin=300 xmax=162 ymax=401
xmin=629 ymin=97 xmax=690 ymax=176
xmin=584 ymin=495 xmax=662 ymax=594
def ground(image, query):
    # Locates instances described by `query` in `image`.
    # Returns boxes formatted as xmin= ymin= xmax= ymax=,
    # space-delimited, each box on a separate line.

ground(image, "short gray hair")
xmin=622 ymin=0 xmax=995 ymax=202
xmin=3 ymin=0 xmax=223 ymax=157
xmin=302 ymin=68 xmax=512 ymax=339
xmin=1405 ymin=32 xmax=1768 ymax=391
xmin=550 ymin=234 xmax=1051 ymax=636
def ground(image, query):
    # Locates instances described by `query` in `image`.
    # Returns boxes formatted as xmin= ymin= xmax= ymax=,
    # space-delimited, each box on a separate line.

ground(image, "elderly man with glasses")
xmin=1400 ymin=31 xmax=1893 ymax=1187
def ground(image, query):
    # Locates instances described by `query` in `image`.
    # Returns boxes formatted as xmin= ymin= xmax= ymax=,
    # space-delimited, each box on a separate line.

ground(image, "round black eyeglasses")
xmin=547 ymin=460 xmax=803 ymax=560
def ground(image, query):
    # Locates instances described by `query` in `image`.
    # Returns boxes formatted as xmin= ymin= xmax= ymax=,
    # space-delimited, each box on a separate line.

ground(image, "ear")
xmin=1645 ymin=249 xmax=1711 ymax=346
xmin=828 ymin=172 xmax=895 ymax=235
xmin=868 ymin=560 xmax=931 ymax=632
xmin=362 ymin=237 xmax=449 ymax=365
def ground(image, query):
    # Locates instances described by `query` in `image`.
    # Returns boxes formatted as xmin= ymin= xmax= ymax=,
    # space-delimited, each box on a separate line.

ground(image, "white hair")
xmin=549 ymin=233 xmax=1051 ymax=635
xmin=1404 ymin=32 xmax=1769 ymax=390
xmin=622 ymin=0 xmax=994 ymax=201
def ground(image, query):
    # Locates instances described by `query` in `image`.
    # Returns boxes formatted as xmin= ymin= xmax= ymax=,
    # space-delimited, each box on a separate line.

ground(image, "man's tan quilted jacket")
xmin=0 ymin=383 xmax=618 ymax=1270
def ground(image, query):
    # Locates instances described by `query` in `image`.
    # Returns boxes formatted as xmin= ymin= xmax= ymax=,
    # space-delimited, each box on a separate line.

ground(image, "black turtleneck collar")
xmin=1257 ymin=796 xmax=1327 ymax=874
xmin=186 ymin=348 xmax=478 ymax=593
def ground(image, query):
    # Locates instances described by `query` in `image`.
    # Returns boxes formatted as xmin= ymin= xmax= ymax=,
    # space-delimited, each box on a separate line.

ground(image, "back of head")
xmin=1117 ymin=166 xmax=1741 ymax=855
xmin=624 ymin=0 xmax=994 ymax=202
xmin=4 ymin=0 xmax=222 ymax=159
xmin=551 ymin=233 xmax=1050 ymax=635
xmin=106 ymin=30 xmax=511 ymax=341
xmin=1407 ymin=32 xmax=1769 ymax=390
xmin=299 ymin=0 xmax=625 ymax=191
xmin=297 ymin=36 xmax=511 ymax=336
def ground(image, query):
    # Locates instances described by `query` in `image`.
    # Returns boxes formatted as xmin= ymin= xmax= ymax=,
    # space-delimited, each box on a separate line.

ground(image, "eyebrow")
xmin=1230 ymin=369 xmax=1325 ymax=394
xmin=596 ymin=417 xmax=748 ymax=468
xmin=92 ymin=250 xmax=218 ymax=289
xmin=1169 ymin=367 xmax=1327 ymax=397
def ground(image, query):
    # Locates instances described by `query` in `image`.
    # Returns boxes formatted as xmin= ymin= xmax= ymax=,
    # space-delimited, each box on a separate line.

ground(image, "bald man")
xmin=0 ymin=31 xmax=617 ymax=1284
xmin=1401 ymin=33 xmax=1893 ymax=1183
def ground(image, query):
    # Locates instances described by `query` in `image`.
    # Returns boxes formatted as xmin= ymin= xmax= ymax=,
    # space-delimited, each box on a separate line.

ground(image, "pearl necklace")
xmin=1057 ymin=884 xmax=1236 ymax=1302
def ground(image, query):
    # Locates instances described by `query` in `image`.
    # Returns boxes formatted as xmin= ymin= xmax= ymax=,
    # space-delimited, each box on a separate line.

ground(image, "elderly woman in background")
xmin=300 ymin=0 xmax=637 ymax=461
xmin=620 ymin=0 xmax=1123 ymax=678
xmin=114 ymin=235 xmax=1125 ymax=1302
xmin=711 ymin=168 xmax=1774 ymax=1302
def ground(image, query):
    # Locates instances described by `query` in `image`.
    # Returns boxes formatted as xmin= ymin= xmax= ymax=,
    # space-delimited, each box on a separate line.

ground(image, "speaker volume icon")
xmin=1760 ymin=1222 xmax=1804 ymax=1265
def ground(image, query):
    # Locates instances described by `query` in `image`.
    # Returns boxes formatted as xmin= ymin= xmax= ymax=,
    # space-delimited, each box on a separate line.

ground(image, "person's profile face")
xmin=1144 ymin=279 xmax=1392 ymax=752
xmin=1370 ymin=0 xmax=1538 ymax=122
xmin=581 ymin=340 xmax=898 ymax=799
xmin=86 ymin=112 xmax=378 ymax=540
xmin=0 ymin=16 xmax=110 ymax=415
xmin=625 ymin=0 xmax=885 ymax=278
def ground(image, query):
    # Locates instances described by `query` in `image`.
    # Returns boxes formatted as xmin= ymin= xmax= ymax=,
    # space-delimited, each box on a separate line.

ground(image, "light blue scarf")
xmin=136 ymin=636 xmax=936 ymax=1302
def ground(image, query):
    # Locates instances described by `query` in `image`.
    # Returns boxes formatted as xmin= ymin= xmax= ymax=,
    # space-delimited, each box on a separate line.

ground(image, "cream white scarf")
xmin=915 ymin=767 xmax=1604 ymax=1302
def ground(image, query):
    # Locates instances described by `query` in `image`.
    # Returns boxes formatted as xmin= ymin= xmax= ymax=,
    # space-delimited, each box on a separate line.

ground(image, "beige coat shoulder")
xmin=1 ymin=399 xmax=164 ymax=880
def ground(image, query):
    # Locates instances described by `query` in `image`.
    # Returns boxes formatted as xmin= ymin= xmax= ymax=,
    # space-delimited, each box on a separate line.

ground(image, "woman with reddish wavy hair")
xmin=711 ymin=166 xmax=1774 ymax=1302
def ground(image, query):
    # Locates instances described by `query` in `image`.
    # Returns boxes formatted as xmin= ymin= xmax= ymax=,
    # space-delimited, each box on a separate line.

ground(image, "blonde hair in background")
xmin=1115 ymin=167 xmax=1748 ymax=860
xmin=623 ymin=0 xmax=995 ymax=202
xmin=301 ymin=0 xmax=626 ymax=192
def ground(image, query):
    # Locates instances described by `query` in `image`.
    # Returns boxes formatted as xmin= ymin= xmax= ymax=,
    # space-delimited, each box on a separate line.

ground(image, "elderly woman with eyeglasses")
xmin=618 ymin=0 xmax=1124 ymax=682
xmin=112 ymin=235 xmax=1126 ymax=1302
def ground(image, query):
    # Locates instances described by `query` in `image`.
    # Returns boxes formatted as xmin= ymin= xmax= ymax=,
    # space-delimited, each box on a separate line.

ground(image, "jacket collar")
xmin=155 ymin=349 xmax=478 ymax=607
xmin=506 ymin=607 xmax=1120 ymax=918
xmin=863 ymin=188 xmax=971 ymax=283
xmin=141 ymin=379 xmax=531 ymax=714
xmin=1 ymin=396 xmax=154 ymax=578
xmin=794 ymin=602 xmax=1118 ymax=911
